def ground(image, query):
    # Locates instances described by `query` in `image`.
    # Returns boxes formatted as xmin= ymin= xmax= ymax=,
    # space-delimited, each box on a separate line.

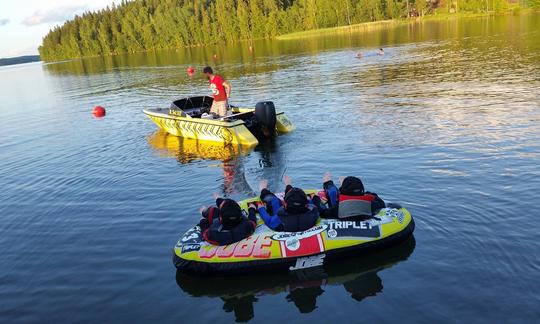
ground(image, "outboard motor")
xmin=254 ymin=101 xmax=277 ymax=138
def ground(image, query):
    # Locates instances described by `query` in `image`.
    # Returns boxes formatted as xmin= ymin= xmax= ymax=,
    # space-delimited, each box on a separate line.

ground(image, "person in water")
xmin=203 ymin=66 xmax=231 ymax=118
xmin=252 ymin=175 xmax=321 ymax=232
xmin=378 ymin=48 xmax=384 ymax=56
xmin=199 ymin=196 xmax=256 ymax=246
xmin=319 ymin=173 xmax=385 ymax=219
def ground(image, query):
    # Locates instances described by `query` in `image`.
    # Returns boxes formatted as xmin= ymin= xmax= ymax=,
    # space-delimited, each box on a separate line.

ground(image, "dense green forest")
xmin=39 ymin=0 xmax=534 ymax=61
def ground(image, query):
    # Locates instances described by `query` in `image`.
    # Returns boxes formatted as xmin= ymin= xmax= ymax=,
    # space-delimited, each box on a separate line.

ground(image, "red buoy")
xmin=92 ymin=106 xmax=106 ymax=117
xmin=187 ymin=66 xmax=195 ymax=74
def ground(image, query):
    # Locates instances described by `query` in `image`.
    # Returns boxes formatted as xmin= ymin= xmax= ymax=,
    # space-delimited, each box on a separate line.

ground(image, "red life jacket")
xmin=339 ymin=194 xmax=376 ymax=203
xmin=337 ymin=194 xmax=375 ymax=218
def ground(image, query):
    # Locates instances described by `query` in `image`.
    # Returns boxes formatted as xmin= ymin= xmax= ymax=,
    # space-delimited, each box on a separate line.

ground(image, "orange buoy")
xmin=92 ymin=106 xmax=106 ymax=117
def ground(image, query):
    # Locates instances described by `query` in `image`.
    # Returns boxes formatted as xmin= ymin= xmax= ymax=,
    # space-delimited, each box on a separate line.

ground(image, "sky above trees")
xmin=0 ymin=0 xmax=121 ymax=58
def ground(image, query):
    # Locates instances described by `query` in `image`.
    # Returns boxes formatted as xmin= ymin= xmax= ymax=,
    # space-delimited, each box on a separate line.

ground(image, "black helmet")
xmin=284 ymin=188 xmax=308 ymax=214
xmin=340 ymin=176 xmax=365 ymax=196
xmin=219 ymin=199 xmax=242 ymax=226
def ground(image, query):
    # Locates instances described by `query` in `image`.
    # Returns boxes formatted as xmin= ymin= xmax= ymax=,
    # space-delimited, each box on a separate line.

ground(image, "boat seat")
xmin=183 ymin=107 xmax=203 ymax=117
xmin=169 ymin=107 xmax=209 ymax=118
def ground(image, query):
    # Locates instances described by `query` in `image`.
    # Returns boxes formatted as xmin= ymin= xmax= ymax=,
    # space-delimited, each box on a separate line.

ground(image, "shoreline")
xmin=276 ymin=9 xmax=533 ymax=40
xmin=41 ymin=9 xmax=536 ymax=63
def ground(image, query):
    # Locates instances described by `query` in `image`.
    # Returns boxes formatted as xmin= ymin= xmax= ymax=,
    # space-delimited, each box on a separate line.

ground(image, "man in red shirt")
xmin=203 ymin=66 xmax=231 ymax=117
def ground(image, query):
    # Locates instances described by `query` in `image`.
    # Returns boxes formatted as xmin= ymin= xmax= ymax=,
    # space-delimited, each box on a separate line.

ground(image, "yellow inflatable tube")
xmin=173 ymin=191 xmax=415 ymax=274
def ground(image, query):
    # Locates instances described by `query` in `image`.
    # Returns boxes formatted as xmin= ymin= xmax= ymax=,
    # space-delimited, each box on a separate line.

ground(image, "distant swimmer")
xmin=378 ymin=48 xmax=385 ymax=56
xmin=355 ymin=52 xmax=363 ymax=58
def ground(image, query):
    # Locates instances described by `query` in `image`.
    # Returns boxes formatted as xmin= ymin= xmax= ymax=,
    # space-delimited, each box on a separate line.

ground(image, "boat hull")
xmin=143 ymin=108 xmax=294 ymax=148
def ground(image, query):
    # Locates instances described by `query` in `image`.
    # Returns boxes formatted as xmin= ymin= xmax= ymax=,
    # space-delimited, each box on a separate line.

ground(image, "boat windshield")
xmin=170 ymin=96 xmax=213 ymax=118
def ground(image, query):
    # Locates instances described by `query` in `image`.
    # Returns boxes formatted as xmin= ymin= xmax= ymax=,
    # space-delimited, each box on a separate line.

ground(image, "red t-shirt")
xmin=209 ymin=75 xmax=227 ymax=102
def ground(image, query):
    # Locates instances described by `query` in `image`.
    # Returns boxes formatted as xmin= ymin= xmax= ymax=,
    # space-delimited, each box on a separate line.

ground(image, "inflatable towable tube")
xmin=173 ymin=190 xmax=415 ymax=274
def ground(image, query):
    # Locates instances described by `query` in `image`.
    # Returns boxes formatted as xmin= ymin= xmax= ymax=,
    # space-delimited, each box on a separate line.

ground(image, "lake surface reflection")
xmin=177 ymin=237 xmax=415 ymax=322
xmin=1 ymin=13 xmax=539 ymax=323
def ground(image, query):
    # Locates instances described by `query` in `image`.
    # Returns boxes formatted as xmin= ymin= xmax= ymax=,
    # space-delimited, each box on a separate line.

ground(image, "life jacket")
xmin=337 ymin=194 xmax=376 ymax=218
xmin=277 ymin=205 xmax=319 ymax=232
xmin=204 ymin=217 xmax=256 ymax=246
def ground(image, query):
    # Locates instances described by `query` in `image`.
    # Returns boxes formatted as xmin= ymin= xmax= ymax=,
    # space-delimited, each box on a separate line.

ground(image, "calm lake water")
xmin=1 ymin=14 xmax=540 ymax=323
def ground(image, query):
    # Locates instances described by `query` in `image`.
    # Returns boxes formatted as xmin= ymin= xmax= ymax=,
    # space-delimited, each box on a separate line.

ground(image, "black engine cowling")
xmin=254 ymin=101 xmax=277 ymax=138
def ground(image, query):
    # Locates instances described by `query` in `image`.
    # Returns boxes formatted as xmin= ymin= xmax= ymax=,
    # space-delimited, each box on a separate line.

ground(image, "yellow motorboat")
xmin=143 ymin=96 xmax=294 ymax=148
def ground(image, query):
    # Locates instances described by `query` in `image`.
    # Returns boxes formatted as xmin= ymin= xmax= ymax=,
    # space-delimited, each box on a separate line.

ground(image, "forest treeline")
xmin=38 ymin=0 xmax=534 ymax=61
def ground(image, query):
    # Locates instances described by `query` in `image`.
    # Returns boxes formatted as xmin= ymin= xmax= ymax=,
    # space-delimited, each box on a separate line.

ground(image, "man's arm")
xmin=323 ymin=180 xmax=339 ymax=208
xmin=223 ymin=81 xmax=231 ymax=98
xmin=247 ymin=204 xmax=258 ymax=224
xmin=258 ymin=205 xmax=283 ymax=231
xmin=199 ymin=206 xmax=218 ymax=230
